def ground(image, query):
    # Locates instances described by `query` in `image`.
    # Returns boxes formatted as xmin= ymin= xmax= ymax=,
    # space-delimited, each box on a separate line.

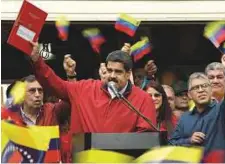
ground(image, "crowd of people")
xmin=2 ymin=41 xmax=225 ymax=162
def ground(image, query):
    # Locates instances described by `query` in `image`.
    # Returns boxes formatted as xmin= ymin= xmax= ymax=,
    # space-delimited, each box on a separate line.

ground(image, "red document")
xmin=7 ymin=0 xmax=48 ymax=55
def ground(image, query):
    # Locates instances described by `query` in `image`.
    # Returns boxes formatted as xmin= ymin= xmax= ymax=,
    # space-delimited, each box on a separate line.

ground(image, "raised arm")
xmin=30 ymin=42 xmax=71 ymax=100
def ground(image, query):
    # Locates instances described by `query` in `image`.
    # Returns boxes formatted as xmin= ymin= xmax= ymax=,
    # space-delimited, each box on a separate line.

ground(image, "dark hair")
xmin=20 ymin=75 xmax=37 ymax=83
xmin=144 ymin=81 xmax=174 ymax=134
xmin=106 ymin=50 xmax=133 ymax=71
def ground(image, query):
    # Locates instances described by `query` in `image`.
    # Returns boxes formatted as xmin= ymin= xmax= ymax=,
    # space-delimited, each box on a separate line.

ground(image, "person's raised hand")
xmin=63 ymin=54 xmax=76 ymax=76
xmin=30 ymin=41 xmax=40 ymax=62
xmin=121 ymin=43 xmax=131 ymax=55
xmin=144 ymin=60 xmax=157 ymax=77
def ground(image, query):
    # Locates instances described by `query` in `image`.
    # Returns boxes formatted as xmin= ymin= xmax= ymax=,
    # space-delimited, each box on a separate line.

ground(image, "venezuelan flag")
xmin=74 ymin=149 xmax=134 ymax=163
xmin=134 ymin=146 xmax=203 ymax=163
xmin=130 ymin=37 xmax=151 ymax=62
xmin=204 ymin=21 xmax=225 ymax=48
xmin=115 ymin=13 xmax=141 ymax=37
xmin=1 ymin=121 xmax=60 ymax=163
xmin=82 ymin=28 xmax=105 ymax=53
xmin=55 ymin=16 xmax=70 ymax=41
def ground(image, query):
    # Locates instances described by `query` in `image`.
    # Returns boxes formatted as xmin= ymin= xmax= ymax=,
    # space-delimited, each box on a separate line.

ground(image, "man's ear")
xmin=126 ymin=69 xmax=132 ymax=78
xmin=221 ymin=54 xmax=225 ymax=67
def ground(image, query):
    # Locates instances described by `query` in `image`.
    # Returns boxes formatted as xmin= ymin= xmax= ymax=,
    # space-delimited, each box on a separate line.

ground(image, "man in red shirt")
xmin=2 ymin=75 xmax=72 ymax=163
xmin=30 ymin=42 xmax=157 ymax=133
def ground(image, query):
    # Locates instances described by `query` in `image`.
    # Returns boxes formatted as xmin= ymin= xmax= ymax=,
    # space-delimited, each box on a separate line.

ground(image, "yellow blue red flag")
xmin=1 ymin=121 xmax=60 ymax=163
xmin=115 ymin=13 xmax=141 ymax=37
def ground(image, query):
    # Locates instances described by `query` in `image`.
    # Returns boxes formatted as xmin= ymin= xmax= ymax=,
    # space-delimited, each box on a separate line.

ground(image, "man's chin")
xmin=198 ymin=99 xmax=210 ymax=105
xmin=33 ymin=105 xmax=42 ymax=109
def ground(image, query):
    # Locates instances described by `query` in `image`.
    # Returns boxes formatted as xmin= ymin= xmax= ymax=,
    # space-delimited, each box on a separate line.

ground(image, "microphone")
xmin=108 ymin=81 xmax=121 ymax=98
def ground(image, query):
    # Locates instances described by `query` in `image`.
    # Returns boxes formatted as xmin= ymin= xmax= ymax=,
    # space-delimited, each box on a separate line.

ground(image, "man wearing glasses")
xmin=169 ymin=72 xmax=225 ymax=155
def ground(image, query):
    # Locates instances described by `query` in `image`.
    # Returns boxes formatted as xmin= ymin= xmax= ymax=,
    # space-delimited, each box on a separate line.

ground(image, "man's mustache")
xmin=108 ymin=79 xmax=118 ymax=83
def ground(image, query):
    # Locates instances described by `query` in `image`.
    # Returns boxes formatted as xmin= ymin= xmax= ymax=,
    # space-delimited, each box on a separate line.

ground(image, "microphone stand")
xmin=118 ymin=93 xmax=174 ymax=145
xmin=118 ymin=93 xmax=159 ymax=132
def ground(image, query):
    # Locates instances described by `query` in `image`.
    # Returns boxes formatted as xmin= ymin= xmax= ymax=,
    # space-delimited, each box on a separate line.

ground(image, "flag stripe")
xmin=116 ymin=19 xmax=137 ymax=31
xmin=48 ymin=138 xmax=60 ymax=150
xmin=115 ymin=23 xmax=136 ymax=37
xmin=119 ymin=13 xmax=140 ymax=26
xmin=89 ymin=35 xmax=106 ymax=45
xmin=215 ymin=29 xmax=225 ymax=44
xmin=44 ymin=150 xmax=61 ymax=163
xmin=131 ymin=43 xmax=151 ymax=56
xmin=134 ymin=47 xmax=151 ymax=62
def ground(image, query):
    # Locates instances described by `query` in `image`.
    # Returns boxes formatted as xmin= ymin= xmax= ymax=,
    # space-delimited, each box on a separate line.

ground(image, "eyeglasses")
xmin=189 ymin=83 xmax=210 ymax=91
xmin=150 ymin=93 xmax=162 ymax=98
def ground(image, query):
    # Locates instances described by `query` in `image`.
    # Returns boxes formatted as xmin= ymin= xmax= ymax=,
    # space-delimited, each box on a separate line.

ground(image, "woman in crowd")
xmin=144 ymin=81 xmax=178 ymax=137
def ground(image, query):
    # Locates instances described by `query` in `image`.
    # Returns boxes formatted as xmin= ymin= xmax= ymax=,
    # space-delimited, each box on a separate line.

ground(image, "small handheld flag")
xmin=55 ymin=16 xmax=70 ymax=41
xmin=130 ymin=37 xmax=151 ymax=62
xmin=204 ymin=21 xmax=225 ymax=48
xmin=82 ymin=28 xmax=106 ymax=54
xmin=115 ymin=13 xmax=141 ymax=37
xmin=10 ymin=81 xmax=27 ymax=105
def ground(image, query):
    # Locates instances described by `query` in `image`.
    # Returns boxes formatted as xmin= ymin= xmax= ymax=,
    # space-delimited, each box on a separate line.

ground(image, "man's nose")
xmin=110 ymin=71 xmax=116 ymax=78
xmin=34 ymin=90 xmax=41 ymax=97
xmin=182 ymin=95 xmax=188 ymax=100
xmin=211 ymin=77 xmax=219 ymax=83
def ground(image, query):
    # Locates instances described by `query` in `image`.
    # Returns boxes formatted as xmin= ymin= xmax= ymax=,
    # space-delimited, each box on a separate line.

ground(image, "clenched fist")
xmin=63 ymin=54 xmax=76 ymax=76
xmin=30 ymin=41 xmax=40 ymax=62
xmin=121 ymin=43 xmax=131 ymax=55
xmin=144 ymin=60 xmax=157 ymax=77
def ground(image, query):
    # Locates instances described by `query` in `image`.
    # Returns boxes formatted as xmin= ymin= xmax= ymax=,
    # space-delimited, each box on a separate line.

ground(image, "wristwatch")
xmin=67 ymin=72 xmax=77 ymax=79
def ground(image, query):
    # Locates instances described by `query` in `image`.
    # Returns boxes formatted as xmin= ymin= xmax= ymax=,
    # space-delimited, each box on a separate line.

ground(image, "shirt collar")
xmin=190 ymin=100 xmax=216 ymax=115
xmin=20 ymin=107 xmax=41 ymax=125
xmin=108 ymin=82 xmax=128 ymax=99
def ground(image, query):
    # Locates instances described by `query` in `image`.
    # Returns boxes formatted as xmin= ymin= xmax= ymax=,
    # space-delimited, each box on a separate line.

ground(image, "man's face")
xmin=188 ymin=78 xmax=212 ymax=106
xmin=24 ymin=81 xmax=44 ymax=109
xmin=106 ymin=61 xmax=131 ymax=90
xmin=134 ymin=68 xmax=146 ymax=87
xmin=163 ymin=87 xmax=175 ymax=110
xmin=207 ymin=69 xmax=225 ymax=99
xmin=175 ymin=91 xmax=189 ymax=110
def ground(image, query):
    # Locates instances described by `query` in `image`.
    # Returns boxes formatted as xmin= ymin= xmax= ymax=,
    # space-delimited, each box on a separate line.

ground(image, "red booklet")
xmin=7 ymin=0 xmax=48 ymax=55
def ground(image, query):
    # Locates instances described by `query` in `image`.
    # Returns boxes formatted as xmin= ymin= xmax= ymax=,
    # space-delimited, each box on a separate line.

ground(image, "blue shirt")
xmin=169 ymin=100 xmax=225 ymax=154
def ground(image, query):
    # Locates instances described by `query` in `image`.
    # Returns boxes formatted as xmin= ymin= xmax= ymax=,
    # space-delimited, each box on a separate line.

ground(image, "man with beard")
xmin=205 ymin=62 xmax=225 ymax=102
xmin=169 ymin=72 xmax=225 ymax=155
xmin=28 ymin=42 xmax=157 ymax=133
